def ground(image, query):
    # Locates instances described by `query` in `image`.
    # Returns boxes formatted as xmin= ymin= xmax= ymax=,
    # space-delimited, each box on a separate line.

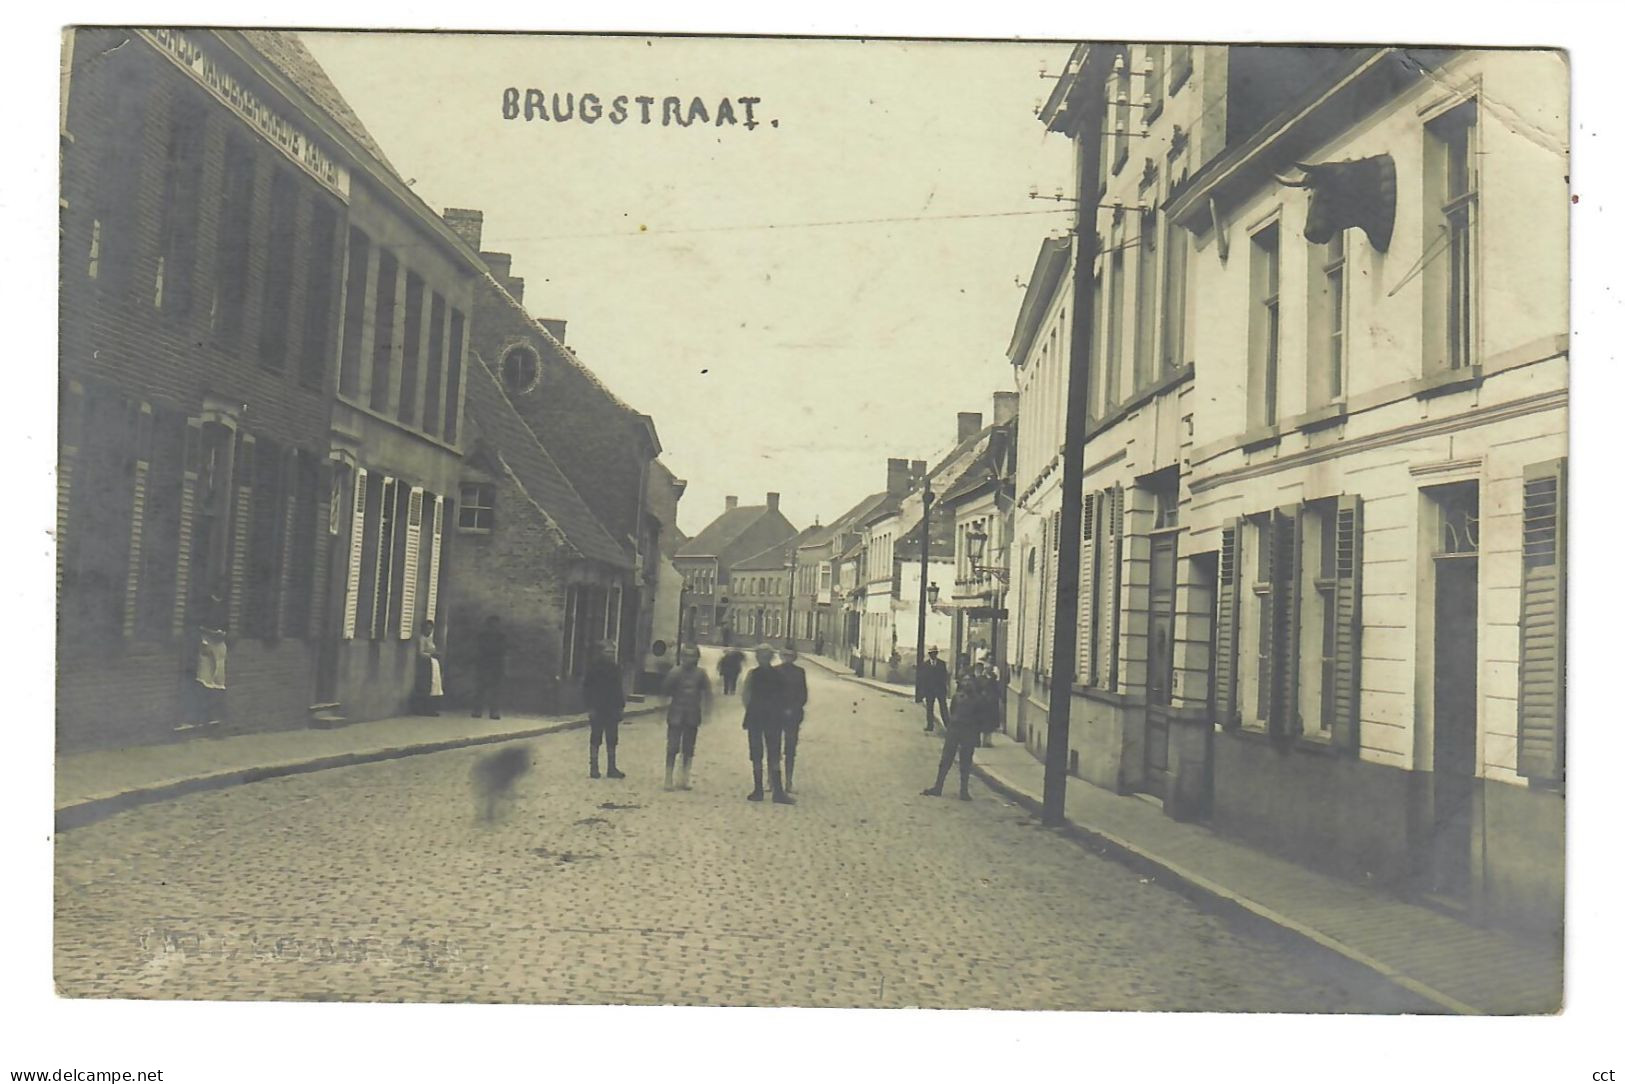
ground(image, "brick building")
xmin=445 ymin=209 xmax=666 ymax=677
xmin=442 ymin=339 xmax=635 ymax=714
xmin=58 ymin=28 xmax=482 ymax=748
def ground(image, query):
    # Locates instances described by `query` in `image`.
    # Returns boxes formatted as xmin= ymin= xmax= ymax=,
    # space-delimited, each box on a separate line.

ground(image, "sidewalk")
xmin=56 ymin=701 xmax=664 ymax=832
xmin=805 ymin=653 xmax=1560 ymax=1015
xmin=799 ymin=650 xmax=915 ymax=697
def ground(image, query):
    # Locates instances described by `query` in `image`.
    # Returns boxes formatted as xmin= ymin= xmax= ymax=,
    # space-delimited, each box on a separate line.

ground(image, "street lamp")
xmin=927 ymin=581 xmax=941 ymax=607
xmin=965 ymin=526 xmax=1009 ymax=581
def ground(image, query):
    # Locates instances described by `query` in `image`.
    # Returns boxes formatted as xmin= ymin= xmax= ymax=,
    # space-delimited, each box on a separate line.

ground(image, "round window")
xmin=501 ymin=345 xmax=541 ymax=396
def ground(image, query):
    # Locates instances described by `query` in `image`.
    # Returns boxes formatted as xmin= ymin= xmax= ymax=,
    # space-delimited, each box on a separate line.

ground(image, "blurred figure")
xmin=777 ymin=647 xmax=809 ymax=792
xmin=470 ymin=743 xmax=533 ymax=822
xmin=662 ymin=644 xmax=712 ymax=790
xmin=741 ymin=644 xmax=793 ymax=804
xmin=718 ymin=646 xmax=746 ymax=695
xmin=583 ymin=641 xmax=626 ymax=779
xmin=917 ymin=645 xmax=949 ymax=732
xmin=470 ymin=615 xmax=507 ymax=720
xmin=411 ymin=619 xmax=443 ymax=716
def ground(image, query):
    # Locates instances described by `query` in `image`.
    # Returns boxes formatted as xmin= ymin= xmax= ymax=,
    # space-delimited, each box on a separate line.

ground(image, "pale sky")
xmin=303 ymin=32 xmax=1076 ymax=537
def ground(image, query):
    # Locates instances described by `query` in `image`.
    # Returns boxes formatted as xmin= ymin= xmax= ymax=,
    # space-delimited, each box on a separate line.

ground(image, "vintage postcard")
xmin=52 ymin=25 xmax=1568 ymax=1032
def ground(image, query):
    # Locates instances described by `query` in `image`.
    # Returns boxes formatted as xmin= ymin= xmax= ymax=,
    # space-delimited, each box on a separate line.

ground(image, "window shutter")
xmin=1517 ymin=459 xmax=1566 ymax=785
xmin=1102 ymin=486 xmax=1124 ymax=692
xmin=425 ymin=493 xmax=444 ymax=623
xmin=1269 ymin=506 xmax=1301 ymax=739
xmin=228 ymin=433 xmax=255 ymax=634
xmin=57 ymin=380 xmax=87 ymax=600
xmin=173 ymin=418 xmax=202 ymax=637
xmin=1330 ymin=494 xmax=1364 ymax=751
xmin=1215 ymin=518 xmax=1242 ymax=726
xmin=342 ymin=468 xmax=367 ymax=638
xmin=398 ymin=487 xmax=424 ymax=639
xmin=122 ymin=403 xmax=154 ymax=639
xmin=1041 ymin=515 xmax=1056 ymax=673
xmin=273 ymin=447 xmax=298 ymax=637
xmin=370 ymin=476 xmax=396 ymax=639
xmin=1077 ymin=491 xmax=1097 ymax=685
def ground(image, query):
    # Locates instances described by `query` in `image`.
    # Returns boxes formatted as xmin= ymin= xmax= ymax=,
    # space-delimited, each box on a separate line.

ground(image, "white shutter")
xmin=228 ymin=434 xmax=255 ymax=634
xmin=342 ymin=468 xmax=367 ymax=639
xmin=173 ymin=419 xmax=202 ymax=636
xmin=370 ymin=476 xmax=395 ymax=639
xmin=424 ymin=494 xmax=444 ymax=623
xmin=1101 ymin=487 xmax=1123 ymax=692
xmin=1077 ymin=492 xmax=1097 ymax=686
xmin=398 ymin=487 xmax=423 ymax=639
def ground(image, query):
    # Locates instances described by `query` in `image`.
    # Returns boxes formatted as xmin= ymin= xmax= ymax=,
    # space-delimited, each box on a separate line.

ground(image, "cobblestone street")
xmin=55 ymin=659 xmax=1428 ymax=1010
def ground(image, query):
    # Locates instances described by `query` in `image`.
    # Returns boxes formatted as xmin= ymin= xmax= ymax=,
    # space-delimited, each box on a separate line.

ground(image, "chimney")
xmin=767 ymin=492 xmax=781 ymax=512
xmin=726 ymin=495 xmax=739 ymax=512
xmin=911 ymin=460 xmax=928 ymax=487
xmin=957 ymin=412 xmax=984 ymax=443
xmin=993 ymin=391 xmax=1019 ymax=426
xmin=539 ymin=317 xmax=567 ymax=344
xmin=443 ymin=207 xmax=484 ymax=251
xmin=482 ymin=251 xmax=513 ymax=281
xmin=506 ymin=276 xmax=525 ymax=304
xmin=886 ymin=457 xmax=911 ymax=497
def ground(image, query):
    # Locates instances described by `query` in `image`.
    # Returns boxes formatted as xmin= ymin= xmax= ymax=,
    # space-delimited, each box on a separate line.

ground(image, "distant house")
xmin=674 ymin=494 xmax=799 ymax=644
xmin=729 ymin=526 xmax=824 ymax=643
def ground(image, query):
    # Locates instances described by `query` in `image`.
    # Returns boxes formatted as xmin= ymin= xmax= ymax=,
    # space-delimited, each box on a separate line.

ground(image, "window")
xmin=1161 ymin=219 xmax=1188 ymax=374
xmin=1309 ymin=230 xmax=1349 ymax=403
xmin=135 ymin=408 xmax=186 ymax=640
xmin=444 ymin=309 xmax=466 ymax=442
xmin=1168 ymin=44 xmax=1193 ymax=94
xmin=338 ymin=228 xmax=371 ymax=398
xmin=458 ymin=482 xmax=495 ymax=531
xmin=1143 ymin=45 xmax=1165 ymax=119
xmin=423 ymin=293 xmax=446 ymax=436
xmin=245 ymin=436 xmax=287 ymax=639
xmin=1105 ymin=224 xmax=1126 ymax=410
xmin=155 ymin=94 xmax=205 ymax=317
xmin=502 ymin=344 xmax=541 ymax=396
xmin=284 ymin=451 xmax=320 ymax=639
xmin=1426 ymin=101 xmax=1478 ymax=371
xmin=211 ymin=137 xmax=257 ymax=349
xmin=258 ymin=171 xmax=298 ymax=369
xmin=370 ymin=250 xmax=399 ymax=412
xmin=398 ymin=273 xmax=426 ymax=425
xmin=61 ymin=389 xmax=138 ymax=641
xmin=300 ymin=203 xmax=339 ymax=389
xmin=88 ymin=52 xmax=148 ymax=296
xmin=1134 ymin=208 xmax=1158 ymax=390
xmin=1249 ymin=223 xmax=1282 ymax=429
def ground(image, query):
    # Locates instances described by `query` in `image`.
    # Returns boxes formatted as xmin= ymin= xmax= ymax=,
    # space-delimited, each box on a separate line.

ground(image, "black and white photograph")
xmin=15 ymin=4 xmax=1621 ymax=1081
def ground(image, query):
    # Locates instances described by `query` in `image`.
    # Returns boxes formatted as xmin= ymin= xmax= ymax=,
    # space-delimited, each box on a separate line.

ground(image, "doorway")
xmin=1428 ymin=483 xmax=1479 ymax=905
xmin=1143 ymin=531 xmax=1178 ymax=798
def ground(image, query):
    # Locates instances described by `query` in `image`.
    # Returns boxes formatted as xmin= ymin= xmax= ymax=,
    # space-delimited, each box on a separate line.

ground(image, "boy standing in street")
xmin=777 ymin=647 xmax=809 ymax=792
xmin=741 ymin=644 xmax=793 ymax=805
xmin=583 ymin=641 xmax=626 ymax=779
xmin=662 ymin=645 xmax=712 ymax=790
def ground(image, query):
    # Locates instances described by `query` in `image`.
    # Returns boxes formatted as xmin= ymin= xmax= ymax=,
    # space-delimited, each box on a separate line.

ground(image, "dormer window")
xmin=502 ymin=344 xmax=541 ymax=396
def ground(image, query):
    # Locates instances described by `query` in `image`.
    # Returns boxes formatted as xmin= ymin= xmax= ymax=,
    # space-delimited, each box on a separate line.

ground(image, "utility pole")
xmin=914 ymin=485 xmax=934 ymax=700
xmin=1042 ymin=45 xmax=1110 ymax=826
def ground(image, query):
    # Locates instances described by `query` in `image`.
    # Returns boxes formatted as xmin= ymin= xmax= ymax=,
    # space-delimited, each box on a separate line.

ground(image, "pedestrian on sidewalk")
xmin=583 ymin=641 xmax=626 ymax=779
xmin=741 ymin=644 xmax=793 ymax=804
xmin=777 ymin=647 xmax=808 ymax=792
xmin=411 ymin=620 xmax=443 ymax=716
xmin=470 ymin=615 xmax=507 ymax=720
xmin=662 ymin=644 xmax=712 ymax=790
xmin=917 ymin=645 xmax=950 ymax=733
xmin=922 ymin=659 xmax=990 ymax=801
xmin=718 ymin=646 xmax=745 ymax=695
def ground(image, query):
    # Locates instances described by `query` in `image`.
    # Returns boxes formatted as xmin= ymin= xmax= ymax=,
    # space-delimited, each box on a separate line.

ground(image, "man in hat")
xmin=917 ymin=645 xmax=950 ymax=733
xmin=582 ymin=640 xmax=626 ymax=779
xmin=741 ymin=644 xmax=793 ymax=804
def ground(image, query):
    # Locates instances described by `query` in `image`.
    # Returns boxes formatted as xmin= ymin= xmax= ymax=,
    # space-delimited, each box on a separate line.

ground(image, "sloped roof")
xmin=238 ymin=31 xmax=398 ymax=176
xmin=806 ymin=490 xmax=890 ymax=550
xmin=735 ymin=525 xmax=826 ymax=571
xmin=678 ymin=504 xmax=774 ymax=558
xmin=464 ymin=350 xmax=632 ymax=569
xmin=939 ymin=421 xmax=1016 ymax=505
xmin=896 ymin=506 xmax=957 ymax=560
